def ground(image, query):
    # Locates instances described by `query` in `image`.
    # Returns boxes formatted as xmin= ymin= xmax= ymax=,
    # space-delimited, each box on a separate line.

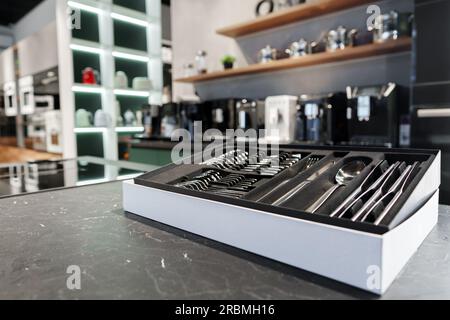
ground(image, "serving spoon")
xmin=307 ymin=160 xmax=367 ymax=214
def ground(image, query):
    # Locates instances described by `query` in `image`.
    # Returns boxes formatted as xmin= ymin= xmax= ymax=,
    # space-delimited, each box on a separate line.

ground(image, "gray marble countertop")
xmin=0 ymin=182 xmax=449 ymax=300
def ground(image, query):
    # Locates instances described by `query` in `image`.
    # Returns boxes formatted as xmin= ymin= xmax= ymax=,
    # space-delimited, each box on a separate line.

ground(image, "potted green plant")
xmin=221 ymin=55 xmax=236 ymax=70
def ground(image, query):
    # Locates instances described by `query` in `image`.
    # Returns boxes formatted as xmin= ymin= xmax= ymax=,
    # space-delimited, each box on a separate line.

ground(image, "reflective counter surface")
xmin=0 ymin=156 xmax=160 ymax=198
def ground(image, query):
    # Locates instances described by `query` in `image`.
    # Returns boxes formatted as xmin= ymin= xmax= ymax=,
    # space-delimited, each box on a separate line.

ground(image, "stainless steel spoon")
xmin=307 ymin=160 xmax=367 ymax=213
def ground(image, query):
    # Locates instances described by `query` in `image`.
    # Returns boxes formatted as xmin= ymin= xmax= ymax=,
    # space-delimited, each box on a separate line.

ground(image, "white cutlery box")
xmin=123 ymin=146 xmax=440 ymax=295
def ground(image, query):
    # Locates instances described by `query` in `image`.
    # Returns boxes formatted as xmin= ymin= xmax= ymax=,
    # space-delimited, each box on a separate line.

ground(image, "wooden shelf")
xmin=217 ymin=0 xmax=373 ymax=38
xmin=175 ymin=38 xmax=412 ymax=84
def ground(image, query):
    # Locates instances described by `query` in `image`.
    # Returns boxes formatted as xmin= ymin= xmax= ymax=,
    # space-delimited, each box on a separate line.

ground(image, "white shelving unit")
xmin=56 ymin=0 xmax=163 ymax=160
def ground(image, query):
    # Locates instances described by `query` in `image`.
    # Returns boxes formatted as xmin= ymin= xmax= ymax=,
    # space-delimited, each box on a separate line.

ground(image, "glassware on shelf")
xmin=115 ymin=71 xmax=128 ymax=89
xmin=195 ymin=50 xmax=208 ymax=74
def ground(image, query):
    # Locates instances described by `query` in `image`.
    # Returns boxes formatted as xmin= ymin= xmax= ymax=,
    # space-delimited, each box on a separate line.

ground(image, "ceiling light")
xmin=72 ymin=85 xmax=104 ymax=94
xmin=114 ymin=89 xmax=150 ymax=97
xmin=112 ymin=51 xmax=149 ymax=62
xmin=70 ymin=44 xmax=103 ymax=55
xmin=111 ymin=12 xmax=148 ymax=27
xmin=68 ymin=1 xmax=102 ymax=15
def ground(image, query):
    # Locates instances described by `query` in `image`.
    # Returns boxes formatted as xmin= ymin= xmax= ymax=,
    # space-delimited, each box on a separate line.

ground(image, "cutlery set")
xmin=201 ymin=150 xmax=303 ymax=176
xmin=326 ymin=160 xmax=420 ymax=225
xmin=176 ymin=151 xmax=422 ymax=225
xmin=128 ymin=146 xmax=439 ymax=294
xmin=135 ymin=146 xmax=434 ymax=230
xmin=174 ymin=170 xmax=262 ymax=199
xmin=174 ymin=152 xmax=327 ymax=200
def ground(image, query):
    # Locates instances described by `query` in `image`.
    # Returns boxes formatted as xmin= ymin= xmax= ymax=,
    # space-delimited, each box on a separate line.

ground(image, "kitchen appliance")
xmin=3 ymin=81 xmax=17 ymax=117
xmin=195 ymin=51 xmax=208 ymax=74
xmin=297 ymin=92 xmax=348 ymax=145
xmin=285 ymin=39 xmax=310 ymax=57
xmin=115 ymin=71 xmax=128 ymax=89
xmin=373 ymin=11 xmax=399 ymax=43
xmin=82 ymin=67 xmax=100 ymax=85
xmin=264 ymin=95 xmax=298 ymax=144
xmin=34 ymin=95 xmax=55 ymax=113
xmin=94 ymin=110 xmax=111 ymax=127
xmin=132 ymin=77 xmax=153 ymax=91
xmin=326 ymin=26 xmax=348 ymax=52
xmin=123 ymin=109 xmax=137 ymax=126
xmin=257 ymin=45 xmax=278 ymax=63
xmin=235 ymin=99 xmax=265 ymax=134
xmin=32 ymin=67 xmax=60 ymax=114
xmin=44 ymin=110 xmax=63 ymax=154
xmin=76 ymin=109 xmax=93 ymax=127
xmin=203 ymin=99 xmax=237 ymax=141
xmin=26 ymin=110 xmax=62 ymax=153
xmin=143 ymin=104 xmax=162 ymax=138
xmin=123 ymin=145 xmax=440 ymax=295
xmin=19 ymin=76 xmax=35 ymax=115
xmin=347 ymin=83 xmax=409 ymax=148
xmin=28 ymin=113 xmax=47 ymax=151
xmin=160 ymin=103 xmax=180 ymax=139
xmin=179 ymin=100 xmax=207 ymax=141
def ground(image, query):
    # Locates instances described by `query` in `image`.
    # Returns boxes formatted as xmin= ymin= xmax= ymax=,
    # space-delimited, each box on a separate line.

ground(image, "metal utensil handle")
xmin=350 ymin=162 xmax=400 ymax=222
xmin=307 ymin=184 xmax=342 ymax=214
xmin=272 ymin=181 xmax=310 ymax=206
xmin=330 ymin=161 xmax=383 ymax=218
xmin=361 ymin=165 xmax=412 ymax=223
xmin=374 ymin=163 xmax=417 ymax=225
xmin=271 ymin=160 xmax=335 ymax=206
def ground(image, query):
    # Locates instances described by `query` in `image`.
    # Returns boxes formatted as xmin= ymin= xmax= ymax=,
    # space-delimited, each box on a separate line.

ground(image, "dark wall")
xmin=413 ymin=0 xmax=450 ymax=105
xmin=412 ymin=0 xmax=450 ymax=204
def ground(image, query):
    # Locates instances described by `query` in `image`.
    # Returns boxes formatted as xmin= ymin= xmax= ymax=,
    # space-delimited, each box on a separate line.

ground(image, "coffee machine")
xmin=235 ymin=99 xmax=265 ymax=132
xmin=264 ymin=95 xmax=298 ymax=144
xmin=179 ymin=99 xmax=207 ymax=141
xmin=160 ymin=103 xmax=180 ymax=139
xmin=142 ymin=104 xmax=162 ymax=138
xmin=203 ymin=99 xmax=237 ymax=141
xmin=296 ymin=92 xmax=348 ymax=145
xmin=347 ymin=83 xmax=409 ymax=147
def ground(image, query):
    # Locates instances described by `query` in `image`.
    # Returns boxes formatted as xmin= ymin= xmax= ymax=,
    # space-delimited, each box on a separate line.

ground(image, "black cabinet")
xmin=412 ymin=0 xmax=450 ymax=204
xmin=415 ymin=0 xmax=450 ymax=84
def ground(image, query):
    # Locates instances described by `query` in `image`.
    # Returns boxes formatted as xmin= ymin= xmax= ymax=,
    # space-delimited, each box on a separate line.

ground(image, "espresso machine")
xmin=297 ymin=92 xmax=348 ymax=145
xmin=235 ymin=99 xmax=265 ymax=134
xmin=142 ymin=104 xmax=162 ymax=138
xmin=179 ymin=100 xmax=207 ymax=141
xmin=264 ymin=95 xmax=298 ymax=144
xmin=347 ymin=83 xmax=409 ymax=147
xmin=160 ymin=103 xmax=180 ymax=139
xmin=203 ymin=99 xmax=237 ymax=141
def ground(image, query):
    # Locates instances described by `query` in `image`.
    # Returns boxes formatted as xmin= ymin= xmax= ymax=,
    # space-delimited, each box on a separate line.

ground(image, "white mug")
xmin=94 ymin=110 xmax=112 ymax=127
xmin=76 ymin=109 xmax=93 ymax=127
xmin=124 ymin=109 xmax=137 ymax=126
xmin=115 ymin=71 xmax=128 ymax=89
